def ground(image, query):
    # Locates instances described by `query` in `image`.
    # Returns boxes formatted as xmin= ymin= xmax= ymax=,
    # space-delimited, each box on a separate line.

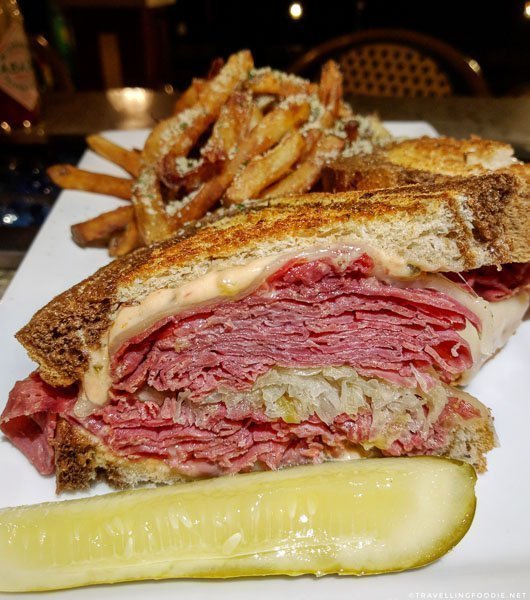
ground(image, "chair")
xmin=290 ymin=29 xmax=489 ymax=97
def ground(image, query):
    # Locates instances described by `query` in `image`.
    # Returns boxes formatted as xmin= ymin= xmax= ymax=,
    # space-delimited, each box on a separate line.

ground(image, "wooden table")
xmin=10 ymin=90 xmax=530 ymax=157
xmin=352 ymin=96 xmax=530 ymax=158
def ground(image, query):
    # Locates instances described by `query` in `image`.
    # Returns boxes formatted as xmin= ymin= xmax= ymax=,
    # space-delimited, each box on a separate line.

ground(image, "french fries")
xmin=71 ymin=206 xmax=134 ymax=247
xmin=233 ymin=99 xmax=311 ymax=161
xmin=108 ymin=219 xmax=141 ymax=257
xmin=318 ymin=60 xmax=343 ymax=118
xmin=160 ymin=157 xmax=222 ymax=194
xmin=172 ymin=58 xmax=224 ymax=115
xmin=47 ymin=165 xmax=133 ymax=200
xmin=264 ymin=134 xmax=345 ymax=198
xmin=173 ymin=78 xmax=206 ymax=114
xmin=136 ymin=50 xmax=254 ymax=244
xmin=170 ymin=100 xmax=311 ymax=224
xmin=226 ymin=131 xmax=305 ymax=203
xmin=201 ymin=91 xmax=256 ymax=163
xmin=145 ymin=51 xmax=254 ymax=163
xmin=131 ymin=166 xmax=172 ymax=244
xmin=49 ymin=51 xmax=388 ymax=256
xmin=247 ymin=68 xmax=317 ymax=96
xmin=86 ymin=135 xmax=141 ymax=177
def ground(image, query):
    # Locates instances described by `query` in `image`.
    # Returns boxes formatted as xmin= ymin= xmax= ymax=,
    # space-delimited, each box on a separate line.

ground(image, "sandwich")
xmin=321 ymin=135 xmax=518 ymax=192
xmin=2 ymin=172 xmax=529 ymax=492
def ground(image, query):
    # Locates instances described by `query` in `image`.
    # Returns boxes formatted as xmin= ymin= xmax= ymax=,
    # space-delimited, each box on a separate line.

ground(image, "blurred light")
xmin=2 ymin=213 xmax=18 ymax=225
xmin=467 ymin=59 xmax=481 ymax=74
xmin=525 ymin=1 xmax=530 ymax=18
xmin=35 ymin=34 xmax=48 ymax=47
xmin=22 ymin=119 xmax=31 ymax=128
xmin=164 ymin=84 xmax=174 ymax=94
xmin=289 ymin=2 xmax=303 ymax=19
xmin=106 ymin=87 xmax=154 ymax=128
xmin=122 ymin=87 xmax=150 ymax=108
xmin=1 ymin=121 xmax=11 ymax=133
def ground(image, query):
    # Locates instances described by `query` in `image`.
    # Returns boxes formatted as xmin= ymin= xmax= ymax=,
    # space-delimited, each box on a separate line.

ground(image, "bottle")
xmin=0 ymin=0 xmax=40 ymax=131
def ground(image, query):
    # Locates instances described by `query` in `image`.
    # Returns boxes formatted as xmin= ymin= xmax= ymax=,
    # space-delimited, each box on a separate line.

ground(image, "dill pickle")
xmin=0 ymin=457 xmax=476 ymax=592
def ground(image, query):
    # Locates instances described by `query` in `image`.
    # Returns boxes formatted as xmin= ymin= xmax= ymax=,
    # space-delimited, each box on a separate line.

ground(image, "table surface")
xmin=4 ymin=90 xmax=530 ymax=155
xmin=2 ymin=90 xmax=530 ymax=298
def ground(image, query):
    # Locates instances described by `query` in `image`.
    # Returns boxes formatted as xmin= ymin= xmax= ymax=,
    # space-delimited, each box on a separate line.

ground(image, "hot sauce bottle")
xmin=0 ymin=0 xmax=40 ymax=131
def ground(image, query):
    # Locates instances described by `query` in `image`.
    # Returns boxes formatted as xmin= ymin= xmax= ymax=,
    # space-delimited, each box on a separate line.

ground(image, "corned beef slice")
xmin=446 ymin=262 xmax=530 ymax=301
xmin=113 ymin=254 xmax=479 ymax=396
xmin=2 ymin=254 xmax=487 ymax=475
xmin=78 ymin=395 xmax=479 ymax=478
xmin=3 ymin=374 xmax=480 ymax=478
xmin=0 ymin=374 xmax=76 ymax=475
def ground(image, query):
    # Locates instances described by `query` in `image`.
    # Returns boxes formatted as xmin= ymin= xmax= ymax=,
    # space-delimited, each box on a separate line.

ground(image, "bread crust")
xmin=16 ymin=172 xmax=530 ymax=388
xmin=321 ymin=136 xmax=516 ymax=192
xmin=53 ymin=419 xmax=190 ymax=492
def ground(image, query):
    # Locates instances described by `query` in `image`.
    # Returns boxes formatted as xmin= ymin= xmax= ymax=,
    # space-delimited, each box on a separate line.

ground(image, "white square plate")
xmin=0 ymin=122 xmax=528 ymax=598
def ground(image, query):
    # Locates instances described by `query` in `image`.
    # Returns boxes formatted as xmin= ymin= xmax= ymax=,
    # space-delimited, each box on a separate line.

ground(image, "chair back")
xmin=290 ymin=29 xmax=489 ymax=97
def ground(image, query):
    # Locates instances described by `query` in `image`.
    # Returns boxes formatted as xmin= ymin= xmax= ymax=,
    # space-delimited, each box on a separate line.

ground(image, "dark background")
xmin=18 ymin=0 xmax=530 ymax=95
xmin=168 ymin=0 xmax=530 ymax=95
xmin=4 ymin=0 xmax=530 ymax=264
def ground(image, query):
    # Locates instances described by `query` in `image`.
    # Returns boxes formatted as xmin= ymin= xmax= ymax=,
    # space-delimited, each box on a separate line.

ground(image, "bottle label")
xmin=0 ymin=21 xmax=38 ymax=111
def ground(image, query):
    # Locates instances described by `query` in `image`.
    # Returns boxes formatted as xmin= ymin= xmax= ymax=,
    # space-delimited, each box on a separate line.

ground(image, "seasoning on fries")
xmin=225 ymin=130 xmax=305 ymax=204
xmin=49 ymin=50 xmax=390 ymax=256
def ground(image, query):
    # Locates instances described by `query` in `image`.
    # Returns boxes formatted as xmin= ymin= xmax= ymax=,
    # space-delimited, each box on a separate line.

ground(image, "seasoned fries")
xmin=173 ymin=78 xmax=206 ymax=114
xmin=160 ymin=157 xmax=221 ymax=194
xmin=144 ymin=51 xmax=254 ymax=163
xmin=201 ymin=91 xmax=256 ymax=163
xmin=226 ymin=131 xmax=305 ymax=203
xmin=47 ymin=165 xmax=133 ymax=200
xmin=247 ymin=67 xmax=317 ymax=96
xmin=169 ymin=100 xmax=311 ymax=225
xmin=318 ymin=60 xmax=343 ymax=118
xmin=49 ymin=50 xmax=389 ymax=256
xmin=172 ymin=58 xmax=225 ymax=115
xmin=135 ymin=50 xmax=254 ymax=244
xmin=264 ymin=134 xmax=345 ymax=198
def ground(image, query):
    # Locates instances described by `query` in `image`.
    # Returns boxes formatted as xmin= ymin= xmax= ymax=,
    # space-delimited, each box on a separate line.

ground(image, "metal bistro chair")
xmin=290 ymin=28 xmax=489 ymax=97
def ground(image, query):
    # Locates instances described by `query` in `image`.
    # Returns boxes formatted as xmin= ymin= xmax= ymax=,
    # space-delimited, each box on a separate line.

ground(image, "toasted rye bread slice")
xmin=53 ymin=406 xmax=496 ymax=492
xmin=322 ymin=136 xmax=516 ymax=192
xmin=17 ymin=171 xmax=530 ymax=389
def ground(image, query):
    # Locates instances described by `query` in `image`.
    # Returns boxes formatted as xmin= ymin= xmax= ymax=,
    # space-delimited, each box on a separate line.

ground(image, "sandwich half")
xmin=321 ymin=135 xmax=518 ymax=192
xmin=2 ymin=172 xmax=529 ymax=491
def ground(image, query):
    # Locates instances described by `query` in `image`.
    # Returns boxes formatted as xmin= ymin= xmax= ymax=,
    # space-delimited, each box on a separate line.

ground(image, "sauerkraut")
xmin=204 ymin=365 xmax=451 ymax=445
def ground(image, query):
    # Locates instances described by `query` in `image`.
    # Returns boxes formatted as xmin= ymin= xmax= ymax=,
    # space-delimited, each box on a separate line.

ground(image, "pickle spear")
xmin=0 ymin=457 xmax=476 ymax=592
